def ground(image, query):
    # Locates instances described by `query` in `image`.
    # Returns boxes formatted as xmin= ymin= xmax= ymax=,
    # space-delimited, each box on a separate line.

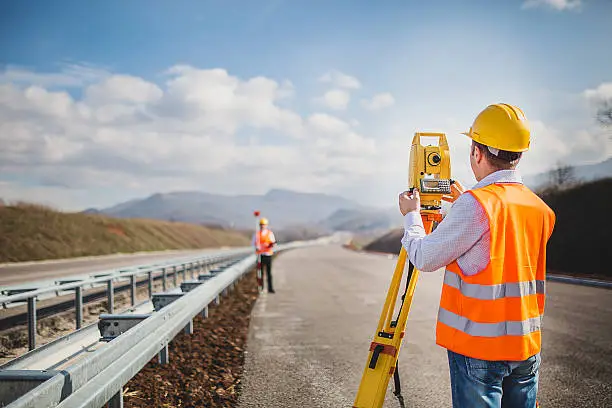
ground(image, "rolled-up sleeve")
xmin=400 ymin=193 xmax=488 ymax=273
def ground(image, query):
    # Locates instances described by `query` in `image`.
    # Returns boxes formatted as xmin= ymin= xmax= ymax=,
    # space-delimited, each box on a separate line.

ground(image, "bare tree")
xmin=596 ymin=99 xmax=612 ymax=126
xmin=548 ymin=162 xmax=576 ymax=190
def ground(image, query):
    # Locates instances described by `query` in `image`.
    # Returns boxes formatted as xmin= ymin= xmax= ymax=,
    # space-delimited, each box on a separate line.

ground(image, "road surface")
xmin=0 ymin=248 xmax=238 ymax=286
xmin=238 ymin=245 xmax=612 ymax=407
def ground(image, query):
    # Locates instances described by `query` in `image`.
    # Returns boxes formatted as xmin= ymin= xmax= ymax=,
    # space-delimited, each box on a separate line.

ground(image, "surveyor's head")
xmin=259 ymin=218 xmax=269 ymax=229
xmin=463 ymin=103 xmax=530 ymax=181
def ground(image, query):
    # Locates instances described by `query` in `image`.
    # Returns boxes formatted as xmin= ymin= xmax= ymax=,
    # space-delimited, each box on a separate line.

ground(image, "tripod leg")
xmin=392 ymin=262 xmax=415 ymax=328
xmin=256 ymin=254 xmax=263 ymax=292
xmin=393 ymin=361 xmax=406 ymax=407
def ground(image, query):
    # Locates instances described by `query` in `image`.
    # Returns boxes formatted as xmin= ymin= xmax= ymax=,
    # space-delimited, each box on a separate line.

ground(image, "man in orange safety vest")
xmin=399 ymin=103 xmax=555 ymax=407
xmin=253 ymin=217 xmax=277 ymax=293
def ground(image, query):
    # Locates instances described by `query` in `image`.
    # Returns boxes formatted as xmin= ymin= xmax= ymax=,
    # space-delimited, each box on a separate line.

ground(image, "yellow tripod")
xmin=353 ymin=132 xmax=451 ymax=408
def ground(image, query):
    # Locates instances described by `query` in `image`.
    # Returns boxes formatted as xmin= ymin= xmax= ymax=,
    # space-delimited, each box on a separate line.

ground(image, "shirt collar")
xmin=472 ymin=169 xmax=523 ymax=190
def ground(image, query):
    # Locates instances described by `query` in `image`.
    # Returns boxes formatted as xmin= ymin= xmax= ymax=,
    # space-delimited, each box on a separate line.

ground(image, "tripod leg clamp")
xmin=368 ymin=342 xmax=397 ymax=369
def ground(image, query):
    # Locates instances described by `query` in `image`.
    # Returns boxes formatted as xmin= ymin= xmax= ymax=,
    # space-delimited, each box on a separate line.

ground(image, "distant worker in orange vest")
xmin=399 ymin=103 xmax=555 ymax=408
xmin=253 ymin=217 xmax=277 ymax=293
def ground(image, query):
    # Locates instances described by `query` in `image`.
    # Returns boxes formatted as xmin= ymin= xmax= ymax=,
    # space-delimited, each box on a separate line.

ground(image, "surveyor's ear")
xmin=471 ymin=143 xmax=483 ymax=164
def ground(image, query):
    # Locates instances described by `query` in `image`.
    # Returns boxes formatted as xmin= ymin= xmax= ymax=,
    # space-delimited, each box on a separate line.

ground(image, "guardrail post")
xmin=183 ymin=264 xmax=187 ymax=281
xmin=108 ymin=388 xmax=124 ymax=408
xmin=201 ymin=306 xmax=208 ymax=319
xmin=130 ymin=275 xmax=136 ymax=306
xmin=158 ymin=344 xmax=169 ymax=365
xmin=27 ymin=297 xmax=36 ymax=350
xmin=76 ymin=286 xmax=83 ymax=329
xmin=147 ymin=271 xmax=153 ymax=298
xmin=107 ymin=280 xmax=114 ymax=313
xmin=173 ymin=266 xmax=178 ymax=286
xmin=184 ymin=320 xmax=193 ymax=334
xmin=162 ymin=268 xmax=167 ymax=291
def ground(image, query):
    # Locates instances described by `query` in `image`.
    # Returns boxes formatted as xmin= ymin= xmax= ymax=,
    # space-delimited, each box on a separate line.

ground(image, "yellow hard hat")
xmin=462 ymin=103 xmax=530 ymax=152
xmin=259 ymin=217 xmax=269 ymax=225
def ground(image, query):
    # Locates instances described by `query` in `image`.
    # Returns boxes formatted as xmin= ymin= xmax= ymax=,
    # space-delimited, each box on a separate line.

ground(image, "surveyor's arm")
xmin=401 ymin=193 xmax=488 ymax=273
xmin=268 ymin=231 xmax=276 ymax=247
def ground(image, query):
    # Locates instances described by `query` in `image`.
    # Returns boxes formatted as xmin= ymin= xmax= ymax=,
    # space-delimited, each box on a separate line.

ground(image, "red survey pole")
xmin=253 ymin=210 xmax=264 ymax=292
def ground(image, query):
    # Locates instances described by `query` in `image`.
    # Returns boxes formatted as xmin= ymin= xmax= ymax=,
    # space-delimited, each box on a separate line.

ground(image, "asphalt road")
xmin=0 ymin=248 xmax=231 ymax=286
xmin=238 ymin=245 xmax=612 ymax=408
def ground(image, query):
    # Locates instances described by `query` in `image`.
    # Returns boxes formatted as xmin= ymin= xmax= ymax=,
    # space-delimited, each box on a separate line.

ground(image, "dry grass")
xmin=0 ymin=203 xmax=250 ymax=263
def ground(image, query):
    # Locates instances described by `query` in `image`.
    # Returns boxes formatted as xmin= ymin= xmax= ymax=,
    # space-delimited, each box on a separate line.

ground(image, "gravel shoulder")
xmin=123 ymin=269 xmax=260 ymax=408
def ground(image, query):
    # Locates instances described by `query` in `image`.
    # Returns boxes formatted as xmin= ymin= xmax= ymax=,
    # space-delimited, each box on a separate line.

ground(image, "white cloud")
xmin=1 ymin=64 xmax=609 ymax=211
xmin=0 ymin=65 xmax=380 ymax=209
xmin=521 ymin=0 xmax=582 ymax=11
xmin=314 ymin=89 xmax=351 ymax=110
xmin=307 ymin=113 xmax=351 ymax=133
xmin=520 ymin=120 xmax=571 ymax=174
xmin=519 ymin=117 xmax=611 ymax=178
xmin=318 ymin=70 xmax=361 ymax=89
xmin=583 ymin=82 xmax=612 ymax=101
xmin=361 ymin=92 xmax=395 ymax=111
xmin=85 ymin=75 xmax=163 ymax=105
xmin=0 ymin=63 xmax=110 ymax=87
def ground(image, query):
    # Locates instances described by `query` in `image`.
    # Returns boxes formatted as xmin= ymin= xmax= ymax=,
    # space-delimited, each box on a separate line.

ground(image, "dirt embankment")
xmin=539 ymin=178 xmax=611 ymax=280
xmin=0 ymin=203 xmax=250 ymax=263
xmin=362 ymin=229 xmax=403 ymax=254
xmin=360 ymin=178 xmax=611 ymax=280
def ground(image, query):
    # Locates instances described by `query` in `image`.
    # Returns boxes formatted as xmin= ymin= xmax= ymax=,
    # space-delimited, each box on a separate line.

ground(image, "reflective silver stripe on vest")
xmin=443 ymin=270 xmax=545 ymax=300
xmin=438 ymin=308 xmax=541 ymax=337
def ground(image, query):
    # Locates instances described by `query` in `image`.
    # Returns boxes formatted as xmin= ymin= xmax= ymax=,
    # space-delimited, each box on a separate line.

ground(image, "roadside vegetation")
xmin=359 ymin=170 xmax=611 ymax=280
xmin=344 ymin=231 xmax=388 ymax=251
xmin=537 ymin=175 xmax=610 ymax=280
xmin=0 ymin=202 xmax=251 ymax=263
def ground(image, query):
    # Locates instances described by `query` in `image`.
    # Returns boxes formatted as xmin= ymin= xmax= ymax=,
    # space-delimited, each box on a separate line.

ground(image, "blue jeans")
xmin=447 ymin=350 xmax=540 ymax=408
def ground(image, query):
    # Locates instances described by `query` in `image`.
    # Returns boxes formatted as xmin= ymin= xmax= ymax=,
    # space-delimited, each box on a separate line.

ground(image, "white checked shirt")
xmin=401 ymin=170 xmax=523 ymax=275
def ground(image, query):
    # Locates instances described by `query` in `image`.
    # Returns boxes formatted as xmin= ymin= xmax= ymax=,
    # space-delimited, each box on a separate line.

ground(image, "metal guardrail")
xmin=0 ymin=240 xmax=315 ymax=408
xmin=547 ymin=274 xmax=612 ymax=289
xmin=0 ymin=247 xmax=253 ymax=352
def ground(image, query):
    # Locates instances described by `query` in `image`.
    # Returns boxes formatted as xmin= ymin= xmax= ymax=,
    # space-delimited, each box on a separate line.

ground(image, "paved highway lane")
xmin=0 ymin=248 xmax=235 ymax=286
xmin=238 ymin=245 xmax=612 ymax=408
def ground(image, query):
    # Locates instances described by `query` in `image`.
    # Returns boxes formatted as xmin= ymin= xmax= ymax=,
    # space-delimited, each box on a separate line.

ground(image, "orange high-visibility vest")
xmin=436 ymin=183 xmax=555 ymax=361
xmin=256 ymin=229 xmax=275 ymax=255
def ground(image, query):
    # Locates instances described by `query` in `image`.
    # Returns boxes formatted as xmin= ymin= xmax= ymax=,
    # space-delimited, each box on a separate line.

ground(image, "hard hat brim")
xmin=460 ymin=130 xmax=529 ymax=152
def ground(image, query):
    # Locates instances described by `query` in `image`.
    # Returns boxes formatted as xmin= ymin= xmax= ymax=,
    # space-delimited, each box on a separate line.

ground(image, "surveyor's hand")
xmin=442 ymin=180 xmax=465 ymax=203
xmin=399 ymin=190 xmax=420 ymax=216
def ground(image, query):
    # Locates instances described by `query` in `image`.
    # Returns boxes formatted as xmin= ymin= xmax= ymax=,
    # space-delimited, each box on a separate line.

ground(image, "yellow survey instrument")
xmin=353 ymin=132 xmax=451 ymax=408
xmin=408 ymin=132 xmax=452 ymax=209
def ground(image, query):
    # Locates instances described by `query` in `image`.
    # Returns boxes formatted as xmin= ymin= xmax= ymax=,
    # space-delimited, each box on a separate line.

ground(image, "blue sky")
xmin=1 ymin=0 xmax=611 ymax=210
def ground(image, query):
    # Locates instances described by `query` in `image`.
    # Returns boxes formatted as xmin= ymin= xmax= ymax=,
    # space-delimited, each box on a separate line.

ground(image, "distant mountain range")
xmin=84 ymin=189 xmax=402 ymax=232
xmin=523 ymin=158 xmax=612 ymax=190
xmin=84 ymin=158 xmax=610 ymax=233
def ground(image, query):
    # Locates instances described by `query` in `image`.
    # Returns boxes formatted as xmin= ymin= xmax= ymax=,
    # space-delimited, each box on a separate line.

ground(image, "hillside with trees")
xmin=361 ymin=172 xmax=611 ymax=280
